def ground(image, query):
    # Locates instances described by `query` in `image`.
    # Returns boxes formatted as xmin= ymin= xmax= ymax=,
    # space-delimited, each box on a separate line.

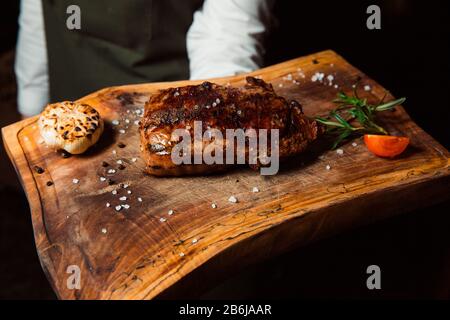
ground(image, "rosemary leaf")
xmin=316 ymin=88 xmax=406 ymax=149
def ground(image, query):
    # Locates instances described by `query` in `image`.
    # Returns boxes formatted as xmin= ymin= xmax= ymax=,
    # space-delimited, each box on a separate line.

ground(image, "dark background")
xmin=0 ymin=0 xmax=449 ymax=299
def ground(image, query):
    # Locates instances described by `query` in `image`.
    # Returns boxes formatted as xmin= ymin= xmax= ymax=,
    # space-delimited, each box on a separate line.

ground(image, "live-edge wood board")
xmin=2 ymin=50 xmax=449 ymax=299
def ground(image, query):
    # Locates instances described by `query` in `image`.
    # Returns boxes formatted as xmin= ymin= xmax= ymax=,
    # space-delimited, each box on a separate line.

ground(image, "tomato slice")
xmin=364 ymin=134 xmax=410 ymax=158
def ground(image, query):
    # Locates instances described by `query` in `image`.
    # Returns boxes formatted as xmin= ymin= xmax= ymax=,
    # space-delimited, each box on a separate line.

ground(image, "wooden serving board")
xmin=2 ymin=50 xmax=449 ymax=300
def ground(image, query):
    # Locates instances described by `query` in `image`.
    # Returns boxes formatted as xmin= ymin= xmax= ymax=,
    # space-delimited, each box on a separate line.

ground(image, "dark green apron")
xmin=42 ymin=0 xmax=203 ymax=101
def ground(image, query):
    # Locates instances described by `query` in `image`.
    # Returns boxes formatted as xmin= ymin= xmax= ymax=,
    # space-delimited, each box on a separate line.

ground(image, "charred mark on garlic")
xmin=149 ymin=143 xmax=166 ymax=153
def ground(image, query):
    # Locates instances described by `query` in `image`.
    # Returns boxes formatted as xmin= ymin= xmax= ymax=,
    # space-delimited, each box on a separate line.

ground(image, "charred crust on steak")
xmin=139 ymin=77 xmax=321 ymax=176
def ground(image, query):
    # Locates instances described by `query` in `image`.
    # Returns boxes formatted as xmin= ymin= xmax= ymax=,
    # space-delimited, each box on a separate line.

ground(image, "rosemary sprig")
xmin=316 ymin=86 xmax=406 ymax=149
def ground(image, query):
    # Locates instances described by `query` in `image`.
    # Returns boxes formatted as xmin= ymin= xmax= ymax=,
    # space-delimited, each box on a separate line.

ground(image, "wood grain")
xmin=2 ymin=50 xmax=449 ymax=300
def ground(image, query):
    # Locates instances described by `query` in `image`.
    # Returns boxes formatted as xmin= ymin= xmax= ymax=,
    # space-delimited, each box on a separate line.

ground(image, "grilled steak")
xmin=139 ymin=76 xmax=321 ymax=176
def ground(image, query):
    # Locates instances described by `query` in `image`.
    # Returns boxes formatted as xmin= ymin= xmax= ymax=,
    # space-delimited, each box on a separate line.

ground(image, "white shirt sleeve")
xmin=15 ymin=0 xmax=49 ymax=117
xmin=187 ymin=0 xmax=274 ymax=80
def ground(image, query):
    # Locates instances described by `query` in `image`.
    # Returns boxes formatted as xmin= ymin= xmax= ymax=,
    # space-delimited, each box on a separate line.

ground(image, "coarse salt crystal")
xmin=116 ymin=160 xmax=123 ymax=164
xmin=228 ymin=196 xmax=238 ymax=203
xmin=216 ymin=98 xmax=220 ymax=104
xmin=278 ymin=83 xmax=283 ymax=88
xmin=352 ymin=142 xmax=358 ymax=147
xmin=119 ymin=196 xmax=127 ymax=201
xmin=115 ymin=205 xmax=122 ymax=211
xmin=364 ymin=85 xmax=371 ymax=91
xmin=101 ymin=228 xmax=107 ymax=234
xmin=127 ymin=190 xmax=132 ymax=194
xmin=326 ymin=165 xmax=331 ymax=170
xmin=119 ymin=129 xmax=126 ymax=134
xmin=123 ymin=184 xmax=129 ymax=189
xmin=122 ymin=204 xmax=130 ymax=209
xmin=125 ymin=119 xmax=130 ymax=124
xmin=112 ymin=120 xmax=119 ymax=125
xmin=106 ymin=202 xmax=111 ymax=208
xmin=211 ymin=203 xmax=217 ymax=209
xmin=112 ymin=150 xmax=117 ymax=155
xmin=179 ymin=252 xmax=185 ymax=257
xmin=100 ymin=177 xmax=106 ymax=182
xmin=72 ymin=178 xmax=79 ymax=184
xmin=134 ymin=120 xmax=139 ymax=125
xmin=312 ymin=72 xmax=325 ymax=82
xmin=112 ymin=190 xmax=118 ymax=195
xmin=160 ymin=217 xmax=167 ymax=222
xmin=327 ymin=75 xmax=334 ymax=82
xmin=138 ymin=197 xmax=143 ymax=202
xmin=168 ymin=209 xmax=174 ymax=215
xmin=132 ymin=158 xmax=137 ymax=162
xmin=108 ymin=169 xmax=116 ymax=174
xmin=252 ymin=187 xmax=260 ymax=193
xmin=336 ymin=149 xmax=344 ymax=155
xmin=192 ymin=238 xmax=198 ymax=244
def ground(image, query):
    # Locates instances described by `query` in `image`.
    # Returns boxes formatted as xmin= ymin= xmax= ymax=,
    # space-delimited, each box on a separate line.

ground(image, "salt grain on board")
xmin=228 ymin=196 xmax=238 ymax=203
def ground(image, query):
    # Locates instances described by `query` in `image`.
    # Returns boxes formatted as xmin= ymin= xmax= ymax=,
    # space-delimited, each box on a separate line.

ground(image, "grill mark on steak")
xmin=139 ymin=77 xmax=321 ymax=176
